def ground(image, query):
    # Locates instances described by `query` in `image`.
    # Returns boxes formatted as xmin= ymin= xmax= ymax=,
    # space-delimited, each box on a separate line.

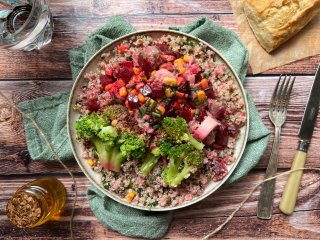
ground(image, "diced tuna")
xmin=193 ymin=116 xmax=219 ymax=141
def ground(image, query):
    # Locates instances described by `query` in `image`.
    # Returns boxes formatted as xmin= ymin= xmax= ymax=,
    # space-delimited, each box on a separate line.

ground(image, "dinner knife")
xmin=279 ymin=65 xmax=320 ymax=215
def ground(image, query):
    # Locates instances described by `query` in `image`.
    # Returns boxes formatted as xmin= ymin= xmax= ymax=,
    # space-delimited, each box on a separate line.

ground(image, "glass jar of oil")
xmin=6 ymin=176 xmax=67 ymax=228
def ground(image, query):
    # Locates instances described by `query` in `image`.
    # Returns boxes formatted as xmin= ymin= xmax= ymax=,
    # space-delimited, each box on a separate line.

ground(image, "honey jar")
xmin=6 ymin=176 xmax=67 ymax=228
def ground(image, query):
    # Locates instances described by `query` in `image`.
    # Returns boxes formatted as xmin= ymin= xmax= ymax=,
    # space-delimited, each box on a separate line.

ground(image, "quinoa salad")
xmin=73 ymin=33 xmax=247 ymax=208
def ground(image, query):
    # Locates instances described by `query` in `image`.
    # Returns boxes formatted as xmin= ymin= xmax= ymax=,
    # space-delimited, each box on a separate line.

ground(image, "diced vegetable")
xmin=119 ymin=87 xmax=128 ymax=97
xmin=197 ymin=90 xmax=206 ymax=102
xmin=193 ymin=116 xmax=219 ymax=141
xmin=163 ymin=77 xmax=177 ymax=86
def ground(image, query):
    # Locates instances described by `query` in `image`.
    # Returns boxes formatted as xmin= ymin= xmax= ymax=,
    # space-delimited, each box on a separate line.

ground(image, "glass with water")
xmin=0 ymin=0 xmax=53 ymax=50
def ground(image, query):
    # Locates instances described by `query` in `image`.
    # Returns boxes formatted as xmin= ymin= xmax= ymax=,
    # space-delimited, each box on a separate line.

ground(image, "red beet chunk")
xmin=214 ymin=123 xmax=229 ymax=149
xmin=86 ymin=98 xmax=99 ymax=112
xmin=197 ymin=106 xmax=207 ymax=121
xmin=206 ymin=88 xmax=216 ymax=99
xmin=99 ymin=75 xmax=113 ymax=89
xmin=178 ymin=104 xmax=193 ymax=122
xmin=113 ymin=61 xmax=134 ymax=82
xmin=150 ymin=80 xmax=164 ymax=99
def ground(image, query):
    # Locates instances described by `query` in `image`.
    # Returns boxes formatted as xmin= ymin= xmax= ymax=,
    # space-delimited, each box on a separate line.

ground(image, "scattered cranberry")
xmin=127 ymin=94 xmax=139 ymax=108
xmin=139 ymin=84 xmax=152 ymax=96
xmin=211 ymin=160 xmax=227 ymax=180
xmin=179 ymin=104 xmax=193 ymax=122
xmin=228 ymin=123 xmax=240 ymax=138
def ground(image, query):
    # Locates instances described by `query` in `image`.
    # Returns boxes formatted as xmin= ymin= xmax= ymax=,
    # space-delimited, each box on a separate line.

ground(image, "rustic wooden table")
xmin=1 ymin=0 xmax=320 ymax=239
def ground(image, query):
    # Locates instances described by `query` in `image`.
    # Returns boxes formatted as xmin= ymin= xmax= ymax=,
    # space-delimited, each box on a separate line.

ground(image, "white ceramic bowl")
xmin=67 ymin=30 xmax=249 ymax=211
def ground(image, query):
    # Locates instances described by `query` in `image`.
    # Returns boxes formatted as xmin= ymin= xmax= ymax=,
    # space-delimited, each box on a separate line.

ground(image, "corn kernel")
xmin=150 ymin=70 xmax=156 ymax=77
xmin=197 ymin=90 xmax=206 ymax=102
xmin=174 ymin=58 xmax=184 ymax=66
xmin=200 ymin=79 xmax=209 ymax=89
xmin=87 ymin=159 xmax=95 ymax=166
xmin=133 ymin=67 xmax=140 ymax=75
xmin=178 ymin=67 xmax=186 ymax=74
xmin=138 ymin=93 xmax=146 ymax=103
xmin=119 ymin=87 xmax=128 ymax=97
xmin=125 ymin=190 xmax=136 ymax=203
xmin=157 ymin=105 xmax=166 ymax=115
xmin=163 ymin=77 xmax=177 ymax=86
xmin=165 ymin=88 xmax=174 ymax=98
xmin=111 ymin=119 xmax=118 ymax=127
xmin=183 ymin=54 xmax=190 ymax=62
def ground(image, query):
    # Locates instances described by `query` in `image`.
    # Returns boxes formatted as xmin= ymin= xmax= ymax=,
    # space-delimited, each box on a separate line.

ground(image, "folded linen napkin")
xmin=19 ymin=16 xmax=270 ymax=239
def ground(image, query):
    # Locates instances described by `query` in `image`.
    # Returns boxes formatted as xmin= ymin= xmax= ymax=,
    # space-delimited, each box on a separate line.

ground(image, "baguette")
xmin=243 ymin=0 xmax=320 ymax=52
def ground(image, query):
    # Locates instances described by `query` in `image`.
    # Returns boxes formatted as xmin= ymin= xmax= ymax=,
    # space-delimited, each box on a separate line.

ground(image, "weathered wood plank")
xmin=0 ymin=76 xmax=320 ymax=174
xmin=0 ymin=171 xmax=319 ymax=239
xmin=0 ymin=16 xmax=318 ymax=81
xmin=48 ymin=0 xmax=233 ymax=17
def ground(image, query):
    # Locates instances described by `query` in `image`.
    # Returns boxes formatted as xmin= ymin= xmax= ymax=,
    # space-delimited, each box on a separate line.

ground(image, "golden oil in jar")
xmin=6 ymin=176 xmax=67 ymax=228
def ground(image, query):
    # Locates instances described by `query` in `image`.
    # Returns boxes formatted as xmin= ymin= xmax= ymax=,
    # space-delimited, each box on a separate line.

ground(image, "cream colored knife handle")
xmin=279 ymin=150 xmax=307 ymax=215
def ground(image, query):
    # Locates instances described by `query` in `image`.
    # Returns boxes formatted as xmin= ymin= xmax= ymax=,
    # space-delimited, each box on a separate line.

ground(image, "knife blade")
xmin=279 ymin=65 xmax=320 ymax=215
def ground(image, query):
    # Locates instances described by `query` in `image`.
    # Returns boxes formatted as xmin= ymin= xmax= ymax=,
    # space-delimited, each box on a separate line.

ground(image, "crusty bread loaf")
xmin=243 ymin=0 xmax=320 ymax=52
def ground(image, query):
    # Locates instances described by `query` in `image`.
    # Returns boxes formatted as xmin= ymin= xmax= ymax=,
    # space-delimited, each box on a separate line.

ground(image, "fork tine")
xmin=284 ymin=76 xmax=295 ymax=108
xmin=279 ymin=75 xmax=291 ymax=110
xmin=275 ymin=75 xmax=287 ymax=111
xmin=270 ymin=75 xmax=282 ymax=109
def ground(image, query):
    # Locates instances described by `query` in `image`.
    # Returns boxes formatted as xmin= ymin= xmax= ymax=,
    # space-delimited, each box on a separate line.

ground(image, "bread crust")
xmin=244 ymin=0 xmax=320 ymax=52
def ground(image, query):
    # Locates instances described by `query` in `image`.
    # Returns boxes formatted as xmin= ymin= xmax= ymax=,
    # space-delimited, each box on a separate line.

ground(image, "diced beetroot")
xmin=197 ymin=106 xmax=207 ymax=121
xmin=193 ymin=116 xmax=219 ymax=141
xmin=204 ymin=131 xmax=216 ymax=147
xmin=208 ymin=99 xmax=226 ymax=120
xmin=137 ymin=46 xmax=162 ymax=75
xmin=139 ymin=84 xmax=152 ymax=96
xmin=178 ymin=104 xmax=193 ymax=122
xmin=99 ymin=75 xmax=113 ymax=89
xmin=113 ymin=61 xmax=134 ymax=82
xmin=86 ymin=98 xmax=99 ymax=112
xmin=150 ymin=80 xmax=164 ymax=99
xmin=206 ymin=88 xmax=216 ymax=99
xmin=161 ymin=54 xmax=175 ymax=62
xmin=211 ymin=160 xmax=227 ymax=180
xmin=189 ymin=64 xmax=201 ymax=75
xmin=195 ymin=73 xmax=202 ymax=82
xmin=214 ymin=122 xmax=229 ymax=148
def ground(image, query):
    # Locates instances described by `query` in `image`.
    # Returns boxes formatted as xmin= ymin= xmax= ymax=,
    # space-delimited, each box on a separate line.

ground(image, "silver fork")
xmin=257 ymin=75 xmax=295 ymax=219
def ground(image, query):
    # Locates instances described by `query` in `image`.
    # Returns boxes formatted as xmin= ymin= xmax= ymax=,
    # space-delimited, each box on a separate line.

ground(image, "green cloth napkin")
xmin=19 ymin=16 xmax=270 ymax=239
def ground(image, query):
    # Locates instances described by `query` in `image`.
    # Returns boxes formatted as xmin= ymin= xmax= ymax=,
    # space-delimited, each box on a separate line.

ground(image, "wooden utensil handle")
xmin=279 ymin=150 xmax=307 ymax=215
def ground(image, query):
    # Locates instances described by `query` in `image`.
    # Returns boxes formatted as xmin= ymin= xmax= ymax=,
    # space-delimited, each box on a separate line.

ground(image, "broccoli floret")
xmin=162 ymin=144 xmax=203 ymax=188
xmin=140 ymin=151 xmax=160 ymax=176
xmin=140 ymin=140 xmax=173 ymax=176
xmin=75 ymin=113 xmax=107 ymax=139
xmin=103 ymin=104 xmax=129 ymax=121
xmin=161 ymin=117 xmax=204 ymax=150
xmin=75 ymin=113 xmax=125 ymax=172
xmin=118 ymin=131 xmax=146 ymax=160
xmin=98 ymin=126 xmax=118 ymax=146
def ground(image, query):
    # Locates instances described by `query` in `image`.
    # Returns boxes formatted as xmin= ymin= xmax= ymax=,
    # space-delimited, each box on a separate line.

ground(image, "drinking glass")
xmin=0 ymin=0 xmax=53 ymax=50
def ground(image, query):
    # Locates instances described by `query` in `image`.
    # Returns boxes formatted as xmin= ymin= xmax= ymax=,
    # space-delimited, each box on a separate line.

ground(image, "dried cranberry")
xmin=179 ymin=104 xmax=193 ymax=122
xmin=86 ymin=98 xmax=99 ymax=112
xmin=211 ymin=160 xmax=227 ymax=180
xmin=139 ymin=84 xmax=152 ymax=96
xmin=228 ymin=123 xmax=240 ymax=138
xmin=99 ymin=75 xmax=113 ymax=89
xmin=127 ymin=94 xmax=139 ymax=108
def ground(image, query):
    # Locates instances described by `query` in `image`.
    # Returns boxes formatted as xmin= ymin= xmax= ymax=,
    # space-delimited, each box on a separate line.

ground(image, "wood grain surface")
xmin=0 ymin=0 xmax=320 ymax=239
